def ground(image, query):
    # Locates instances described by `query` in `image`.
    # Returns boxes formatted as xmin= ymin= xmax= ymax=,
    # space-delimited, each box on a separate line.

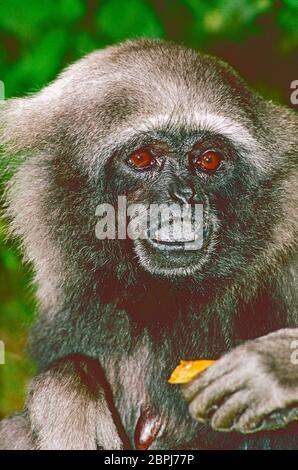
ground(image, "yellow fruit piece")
xmin=168 ymin=360 xmax=216 ymax=384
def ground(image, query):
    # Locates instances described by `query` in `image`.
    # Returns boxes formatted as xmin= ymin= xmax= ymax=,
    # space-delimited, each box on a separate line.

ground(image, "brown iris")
xmin=128 ymin=148 xmax=155 ymax=170
xmin=195 ymin=150 xmax=222 ymax=171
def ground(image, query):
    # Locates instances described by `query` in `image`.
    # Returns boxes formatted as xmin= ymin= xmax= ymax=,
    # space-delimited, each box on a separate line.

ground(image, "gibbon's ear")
xmin=0 ymin=85 xmax=65 ymax=159
xmin=0 ymin=91 xmax=65 ymax=189
xmin=0 ymin=48 xmax=112 ymax=162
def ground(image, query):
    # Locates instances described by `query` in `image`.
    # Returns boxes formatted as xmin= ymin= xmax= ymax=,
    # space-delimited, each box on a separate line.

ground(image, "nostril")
xmin=170 ymin=187 xmax=195 ymax=204
xmin=183 ymin=187 xmax=195 ymax=201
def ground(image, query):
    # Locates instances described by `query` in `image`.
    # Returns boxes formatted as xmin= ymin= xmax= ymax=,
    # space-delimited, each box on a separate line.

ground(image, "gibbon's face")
xmin=107 ymin=122 xmax=275 ymax=279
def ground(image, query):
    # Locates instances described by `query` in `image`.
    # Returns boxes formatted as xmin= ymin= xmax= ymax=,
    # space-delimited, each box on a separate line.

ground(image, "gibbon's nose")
xmin=169 ymin=182 xmax=195 ymax=204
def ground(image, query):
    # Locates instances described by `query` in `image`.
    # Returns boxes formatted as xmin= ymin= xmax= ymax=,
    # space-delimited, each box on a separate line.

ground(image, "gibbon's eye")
xmin=128 ymin=148 xmax=156 ymax=170
xmin=194 ymin=150 xmax=223 ymax=172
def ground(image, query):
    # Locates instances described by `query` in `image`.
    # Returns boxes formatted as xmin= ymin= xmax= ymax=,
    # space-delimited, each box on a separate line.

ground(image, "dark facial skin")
xmin=107 ymin=129 xmax=276 ymax=283
xmin=0 ymin=39 xmax=297 ymax=450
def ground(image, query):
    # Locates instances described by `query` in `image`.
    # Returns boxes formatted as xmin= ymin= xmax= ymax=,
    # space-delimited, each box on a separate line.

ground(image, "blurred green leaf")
xmin=0 ymin=352 xmax=36 ymax=419
xmin=4 ymin=28 xmax=68 ymax=95
xmin=184 ymin=0 xmax=273 ymax=40
xmin=73 ymin=32 xmax=104 ymax=57
xmin=0 ymin=0 xmax=85 ymax=39
xmin=96 ymin=0 xmax=164 ymax=41
xmin=282 ymin=0 xmax=298 ymax=8
xmin=278 ymin=3 xmax=298 ymax=42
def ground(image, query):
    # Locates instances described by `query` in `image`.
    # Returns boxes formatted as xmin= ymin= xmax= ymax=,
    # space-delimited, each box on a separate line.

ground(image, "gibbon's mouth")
xmin=146 ymin=224 xmax=209 ymax=252
xmin=133 ymin=218 xmax=214 ymax=277
xmin=132 ymin=201 xmax=215 ymax=276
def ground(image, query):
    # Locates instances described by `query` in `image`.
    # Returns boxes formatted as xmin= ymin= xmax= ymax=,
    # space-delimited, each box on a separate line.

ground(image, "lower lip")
xmin=145 ymin=226 xmax=209 ymax=251
xmin=146 ymin=238 xmax=186 ymax=251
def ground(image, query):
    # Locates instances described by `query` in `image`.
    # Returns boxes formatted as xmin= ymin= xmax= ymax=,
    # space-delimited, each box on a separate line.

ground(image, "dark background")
xmin=0 ymin=0 xmax=297 ymax=418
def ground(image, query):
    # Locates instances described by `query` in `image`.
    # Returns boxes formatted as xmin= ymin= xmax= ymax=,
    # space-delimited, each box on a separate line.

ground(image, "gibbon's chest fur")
xmin=103 ymin=334 xmax=205 ymax=450
xmin=98 ymin=282 xmax=288 ymax=450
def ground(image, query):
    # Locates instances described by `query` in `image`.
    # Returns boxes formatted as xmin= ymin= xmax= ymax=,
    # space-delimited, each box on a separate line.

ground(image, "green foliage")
xmin=0 ymin=0 xmax=297 ymax=418
xmin=0 ymin=219 xmax=36 ymax=418
xmin=0 ymin=0 xmax=85 ymax=39
xmin=278 ymin=0 xmax=298 ymax=48
xmin=96 ymin=0 xmax=164 ymax=41
xmin=185 ymin=0 xmax=273 ymax=39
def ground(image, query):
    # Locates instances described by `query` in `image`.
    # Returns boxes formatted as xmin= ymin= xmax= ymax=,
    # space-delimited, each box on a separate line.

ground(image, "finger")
xmin=188 ymin=373 xmax=245 ymax=421
xmin=234 ymin=406 xmax=267 ymax=434
xmin=210 ymin=390 xmax=251 ymax=431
